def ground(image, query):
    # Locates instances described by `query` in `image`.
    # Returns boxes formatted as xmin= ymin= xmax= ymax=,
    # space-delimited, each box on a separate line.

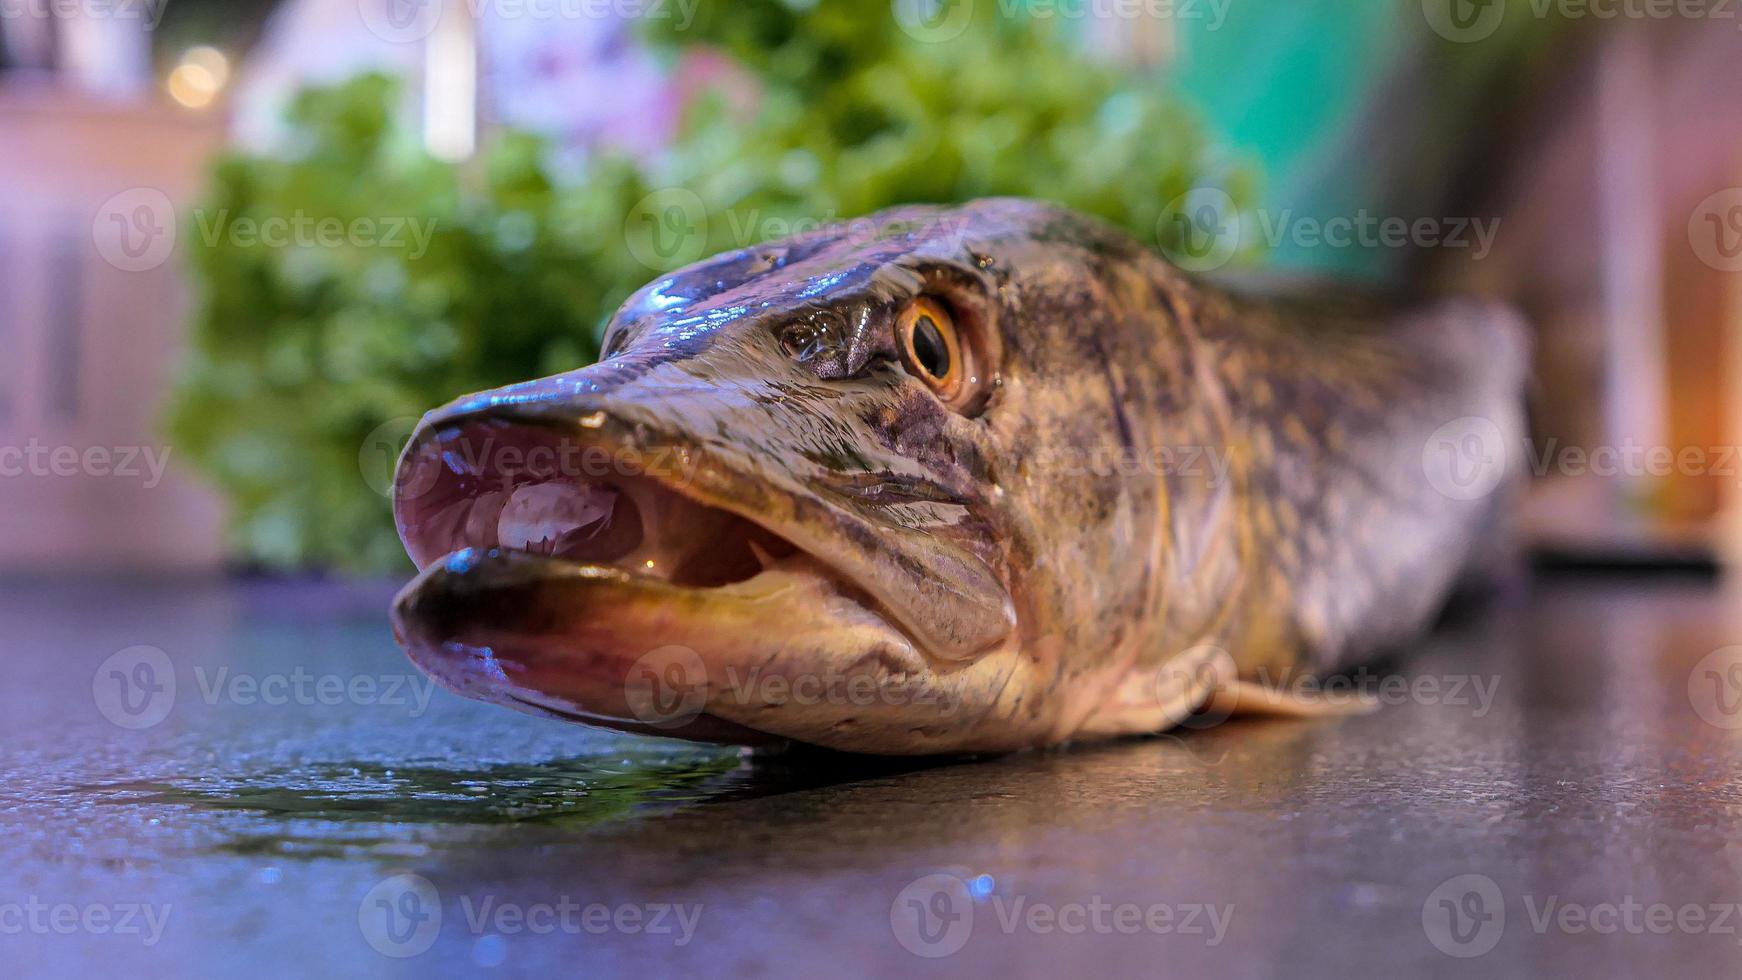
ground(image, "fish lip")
xmin=500 ymin=692 xmax=782 ymax=746
xmin=393 ymin=401 xmax=1012 ymax=661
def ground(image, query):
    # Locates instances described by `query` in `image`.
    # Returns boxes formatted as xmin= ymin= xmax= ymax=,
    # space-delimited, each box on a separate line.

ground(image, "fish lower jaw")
xmin=390 ymin=542 xmax=950 ymax=751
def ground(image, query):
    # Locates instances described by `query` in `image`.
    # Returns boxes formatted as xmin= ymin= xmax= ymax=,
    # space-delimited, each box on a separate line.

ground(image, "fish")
xmin=389 ymin=197 xmax=1527 ymax=755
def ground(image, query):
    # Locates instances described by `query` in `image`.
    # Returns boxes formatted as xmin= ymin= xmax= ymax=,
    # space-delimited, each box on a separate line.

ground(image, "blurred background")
xmin=0 ymin=0 xmax=1736 ymax=577
xmin=16 ymin=5 xmax=1742 ymax=975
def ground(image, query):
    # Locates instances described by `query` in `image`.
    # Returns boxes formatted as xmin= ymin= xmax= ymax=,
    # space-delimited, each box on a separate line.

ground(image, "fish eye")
xmin=898 ymin=296 xmax=981 ymax=410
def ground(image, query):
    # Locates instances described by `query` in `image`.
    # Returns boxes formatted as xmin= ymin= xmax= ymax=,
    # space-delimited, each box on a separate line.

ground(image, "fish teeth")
xmin=496 ymin=482 xmax=615 ymax=553
xmin=747 ymin=540 xmax=779 ymax=571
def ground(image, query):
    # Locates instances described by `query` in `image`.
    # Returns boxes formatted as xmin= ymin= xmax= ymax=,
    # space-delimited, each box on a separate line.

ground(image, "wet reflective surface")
xmin=6 ymin=575 xmax=1742 ymax=977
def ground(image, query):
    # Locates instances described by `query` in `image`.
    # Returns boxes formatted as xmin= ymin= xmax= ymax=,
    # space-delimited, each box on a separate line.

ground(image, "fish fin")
xmin=1071 ymin=644 xmax=1228 ymax=740
xmin=1203 ymin=678 xmax=1378 ymax=719
xmin=1074 ymin=650 xmax=1374 ymax=742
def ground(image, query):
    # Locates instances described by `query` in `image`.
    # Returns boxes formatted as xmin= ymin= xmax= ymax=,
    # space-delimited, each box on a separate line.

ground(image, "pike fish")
xmin=390 ymin=198 xmax=1526 ymax=755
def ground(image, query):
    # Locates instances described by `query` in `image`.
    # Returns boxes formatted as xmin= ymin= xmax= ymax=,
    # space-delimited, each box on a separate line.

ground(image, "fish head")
xmin=391 ymin=199 xmax=1182 ymax=753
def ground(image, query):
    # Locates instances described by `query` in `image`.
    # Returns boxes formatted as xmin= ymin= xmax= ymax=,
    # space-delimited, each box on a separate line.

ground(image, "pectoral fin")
xmin=1202 ymin=677 xmax=1378 ymax=719
xmin=1074 ymin=646 xmax=1377 ymax=743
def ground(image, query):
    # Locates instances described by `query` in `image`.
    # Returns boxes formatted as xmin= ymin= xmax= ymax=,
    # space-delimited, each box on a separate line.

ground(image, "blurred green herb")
xmin=167 ymin=0 xmax=1254 ymax=572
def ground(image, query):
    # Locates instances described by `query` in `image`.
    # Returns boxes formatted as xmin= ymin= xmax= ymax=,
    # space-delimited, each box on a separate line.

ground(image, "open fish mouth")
xmin=388 ymin=415 xmax=949 ymax=745
xmin=394 ymin=417 xmax=808 ymax=590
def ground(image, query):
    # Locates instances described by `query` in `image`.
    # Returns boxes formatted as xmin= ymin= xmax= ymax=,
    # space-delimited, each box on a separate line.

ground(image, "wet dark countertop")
xmin=4 ymin=574 xmax=1742 ymax=977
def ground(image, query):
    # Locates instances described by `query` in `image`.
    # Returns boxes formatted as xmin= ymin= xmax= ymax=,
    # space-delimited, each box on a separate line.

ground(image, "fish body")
xmin=390 ymin=198 xmax=1526 ymax=754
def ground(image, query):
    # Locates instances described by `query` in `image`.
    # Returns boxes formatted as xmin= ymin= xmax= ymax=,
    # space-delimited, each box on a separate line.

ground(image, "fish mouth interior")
xmin=395 ymin=420 xmax=802 ymax=587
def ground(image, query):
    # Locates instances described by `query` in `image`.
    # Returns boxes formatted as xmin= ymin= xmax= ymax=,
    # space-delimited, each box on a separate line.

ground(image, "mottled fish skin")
xmin=390 ymin=198 xmax=1527 ymax=754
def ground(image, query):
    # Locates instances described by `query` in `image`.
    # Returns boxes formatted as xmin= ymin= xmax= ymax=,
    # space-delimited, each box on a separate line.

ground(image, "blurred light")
xmin=166 ymin=46 xmax=230 ymax=110
xmin=166 ymin=64 xmax=218 ymax=109
xmin=424 ymin=6 xmax=477 ymax=161
xmin=185 ymin=46 xmax=231 ymax=89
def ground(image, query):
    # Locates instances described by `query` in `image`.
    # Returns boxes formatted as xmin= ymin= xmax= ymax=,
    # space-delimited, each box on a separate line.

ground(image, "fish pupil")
xmin=911 ymin=315 xmax=950 ymax=379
